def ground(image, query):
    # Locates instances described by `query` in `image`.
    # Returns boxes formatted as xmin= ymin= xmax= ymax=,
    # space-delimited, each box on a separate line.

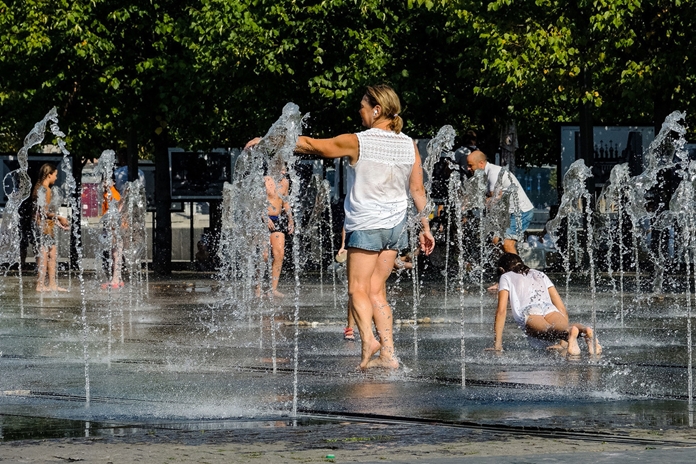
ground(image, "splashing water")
xmin=47 ymin=113 xmax=92 ymax=404
xmin=546 ymin=159 xmax=593 ymax=301
xmin=91 ymin=151 xmax=121 ymax=288
xmin=597 ymin=163 xmax=631 ymax=325
xmin=423 ymin=125 xmax=457 ymax=196
xmin=407 ymin=125 xmax=456 ymax=357
xmin=555 ymin=111 xmax=693 ymax=407
xmin=448 ymin=171 xmax=467 ymax=387
xmin=463 ymin=168 xmax=496 ymax=320
xmin=668 ymin=160 xmax=696 ymax=407
xmin=304 ymin=175 xmax=337 ymax=308
xmin=0 ymin=109 xmax=56 ymax=308
xmin=2 ymin=108 xmax=93 ymax=404
xmin=217 ymin=103 xmax=307 ymax=417
xmin=121 ymin=178 xmax=148 ymax=308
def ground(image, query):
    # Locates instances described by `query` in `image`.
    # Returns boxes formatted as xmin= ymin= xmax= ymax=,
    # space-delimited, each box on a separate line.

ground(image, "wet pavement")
xmin=1 ymin=270 xmax=696 ymax=459
xmin=1 ymin=412 xmax=695 ymax=462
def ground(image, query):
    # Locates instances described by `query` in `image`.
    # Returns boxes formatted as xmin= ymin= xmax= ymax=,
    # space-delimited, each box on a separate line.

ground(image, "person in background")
xmin=453 ymin=130 xmax=478 ymax=182
xmin=114 ymin=148 xmax=145 ymax=196
xmin=263 ymin=156 xmax=294 ymax=298
xmin=101 ymin=167 xmax=124 ymax=289
xmin=195 ymin=239 xmax=213 ymax=271
xmin=430 ymin=154 xmax=456 ymax=219
xmin=32 ymin=163 xmax=69 ymax=292
xmin=467 ymin=150 xmax=535 ymax=255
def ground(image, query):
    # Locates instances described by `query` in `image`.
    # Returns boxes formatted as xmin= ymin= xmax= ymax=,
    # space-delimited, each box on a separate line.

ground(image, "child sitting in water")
xmin=488 ymin=253 xmax=601 ymax=356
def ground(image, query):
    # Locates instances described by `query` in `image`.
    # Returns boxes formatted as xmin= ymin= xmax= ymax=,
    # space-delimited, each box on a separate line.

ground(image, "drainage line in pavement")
xmin=298 ymin=409 xmax=696 ymax=448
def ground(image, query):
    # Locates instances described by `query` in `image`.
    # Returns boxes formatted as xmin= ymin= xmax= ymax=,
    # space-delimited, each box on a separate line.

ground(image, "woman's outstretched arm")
xmin=246 ymin=134 xmax=359 ymax=163
xmin=295 ymin=134 xmax=359 ymax=162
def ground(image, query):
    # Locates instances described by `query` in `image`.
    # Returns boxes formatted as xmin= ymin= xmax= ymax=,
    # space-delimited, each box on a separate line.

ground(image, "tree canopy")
xmin=1 ymin=0 xmax=694 ymax=166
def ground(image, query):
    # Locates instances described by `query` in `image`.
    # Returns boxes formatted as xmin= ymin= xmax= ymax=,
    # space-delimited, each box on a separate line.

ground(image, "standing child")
xmin=101 ymin=172 xmax=124 ymax=289
xmin=33 ymin=163 xmax=69 ymax=292
xmin=488 ymin=253 xmax=601 ymax=356
xmin=262 ymin=157 xmax=294 ymax=298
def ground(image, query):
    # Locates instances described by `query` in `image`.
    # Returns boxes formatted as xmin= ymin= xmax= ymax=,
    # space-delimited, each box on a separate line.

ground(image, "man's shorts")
xmin=345 ymin=216 xmax=408 ymax=252
xmin=504 ymin=209 xmax=534 ymax=241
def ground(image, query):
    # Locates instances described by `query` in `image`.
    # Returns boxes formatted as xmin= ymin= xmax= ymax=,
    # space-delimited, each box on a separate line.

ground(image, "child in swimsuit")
xmin=32 ymin=163 xmax=69 ymax=292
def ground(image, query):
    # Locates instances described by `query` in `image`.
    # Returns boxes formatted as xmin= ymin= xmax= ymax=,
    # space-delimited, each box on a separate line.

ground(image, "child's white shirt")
xmin=498 ymin=269 xmax=556 ymax=327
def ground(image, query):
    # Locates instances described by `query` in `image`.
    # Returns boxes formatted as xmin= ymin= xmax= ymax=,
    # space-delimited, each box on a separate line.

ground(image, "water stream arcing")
xmin=4 ymin=109 xmax=696 ymax=428
xmin=0 ymin=109 xmax=56 ymax=309
xmin=217 ymin=103 xmax=307 ymax=417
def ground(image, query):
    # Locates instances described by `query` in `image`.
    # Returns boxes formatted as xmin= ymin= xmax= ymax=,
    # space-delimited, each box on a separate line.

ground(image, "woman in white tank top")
xmin=247 ymin=85 xmax=435 ymax=370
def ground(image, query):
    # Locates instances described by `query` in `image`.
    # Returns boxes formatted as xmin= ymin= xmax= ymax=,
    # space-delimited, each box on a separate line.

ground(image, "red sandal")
xmin=343 ymin=327 xmax=355 ymax=340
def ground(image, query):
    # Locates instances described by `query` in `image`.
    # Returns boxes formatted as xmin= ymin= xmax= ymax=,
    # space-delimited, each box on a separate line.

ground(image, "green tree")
xmin=13 ymin=1 xmax=696 ymax=269
xmin=0 ymin=0 xmax=200 ymax=273
xmin=615 ymin=1 xmax=696 ymax=130
xmin=0 ymin=1 xmax=201 ymax=155
xmin=447 ymin=0 xmax=696 ymax=167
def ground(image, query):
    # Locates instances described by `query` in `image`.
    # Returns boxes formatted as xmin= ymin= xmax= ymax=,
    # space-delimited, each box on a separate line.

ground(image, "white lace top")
xmin=344 ymin=128 xmax=415 ymax=231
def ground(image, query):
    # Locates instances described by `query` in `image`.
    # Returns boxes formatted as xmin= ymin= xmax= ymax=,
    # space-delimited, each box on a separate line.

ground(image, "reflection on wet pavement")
xmin=1 ymin=275 xmax=695 ymax=435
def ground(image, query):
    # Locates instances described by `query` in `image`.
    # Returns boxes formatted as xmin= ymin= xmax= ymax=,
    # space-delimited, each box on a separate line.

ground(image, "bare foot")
xmin=271 ymin=289 xmax=285 ymax=298
xmin=546 ymin=340 xmax=568 ymax=351
xmin=36 ymin=285 xmax=46 ymax=292
xmin=358 ymin=338 xmax=381 ymax=369
xmin=47 ymin=286 xmax=68 ymax=292
xmin=566 ymin=326 xmax=581 ymax=356
xmin=365 ymin=355 xmax=399 ymax=369
xmin=585 ymin=328 xmax=602 ymax=355
xmin=101 ymin=282 xmax=124 ymax=290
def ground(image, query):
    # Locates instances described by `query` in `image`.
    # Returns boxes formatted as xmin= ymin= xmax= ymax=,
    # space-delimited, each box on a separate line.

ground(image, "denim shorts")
xmin=504 ymin=209 xmax=534 ymax=241
xmin=345 ymin=216 xmax=408 ymax=252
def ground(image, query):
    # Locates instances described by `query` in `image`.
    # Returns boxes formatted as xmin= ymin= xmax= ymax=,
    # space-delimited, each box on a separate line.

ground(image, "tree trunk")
xmin=579 ymin=66 xmax=594 ymax=198
xmin=70 ymin=158 xmax=83 ymax=270
xmin=153 ymin=121 xmax=172 ymax=276
xmin=127 ymin=129 xmax=138 ymax=182
xmin=208 ymin=200 xmax=221 ymax=268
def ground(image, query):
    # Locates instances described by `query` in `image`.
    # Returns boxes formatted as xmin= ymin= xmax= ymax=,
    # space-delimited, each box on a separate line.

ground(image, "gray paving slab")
xmin=380 ymin=448 xmax=696 ymax=463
